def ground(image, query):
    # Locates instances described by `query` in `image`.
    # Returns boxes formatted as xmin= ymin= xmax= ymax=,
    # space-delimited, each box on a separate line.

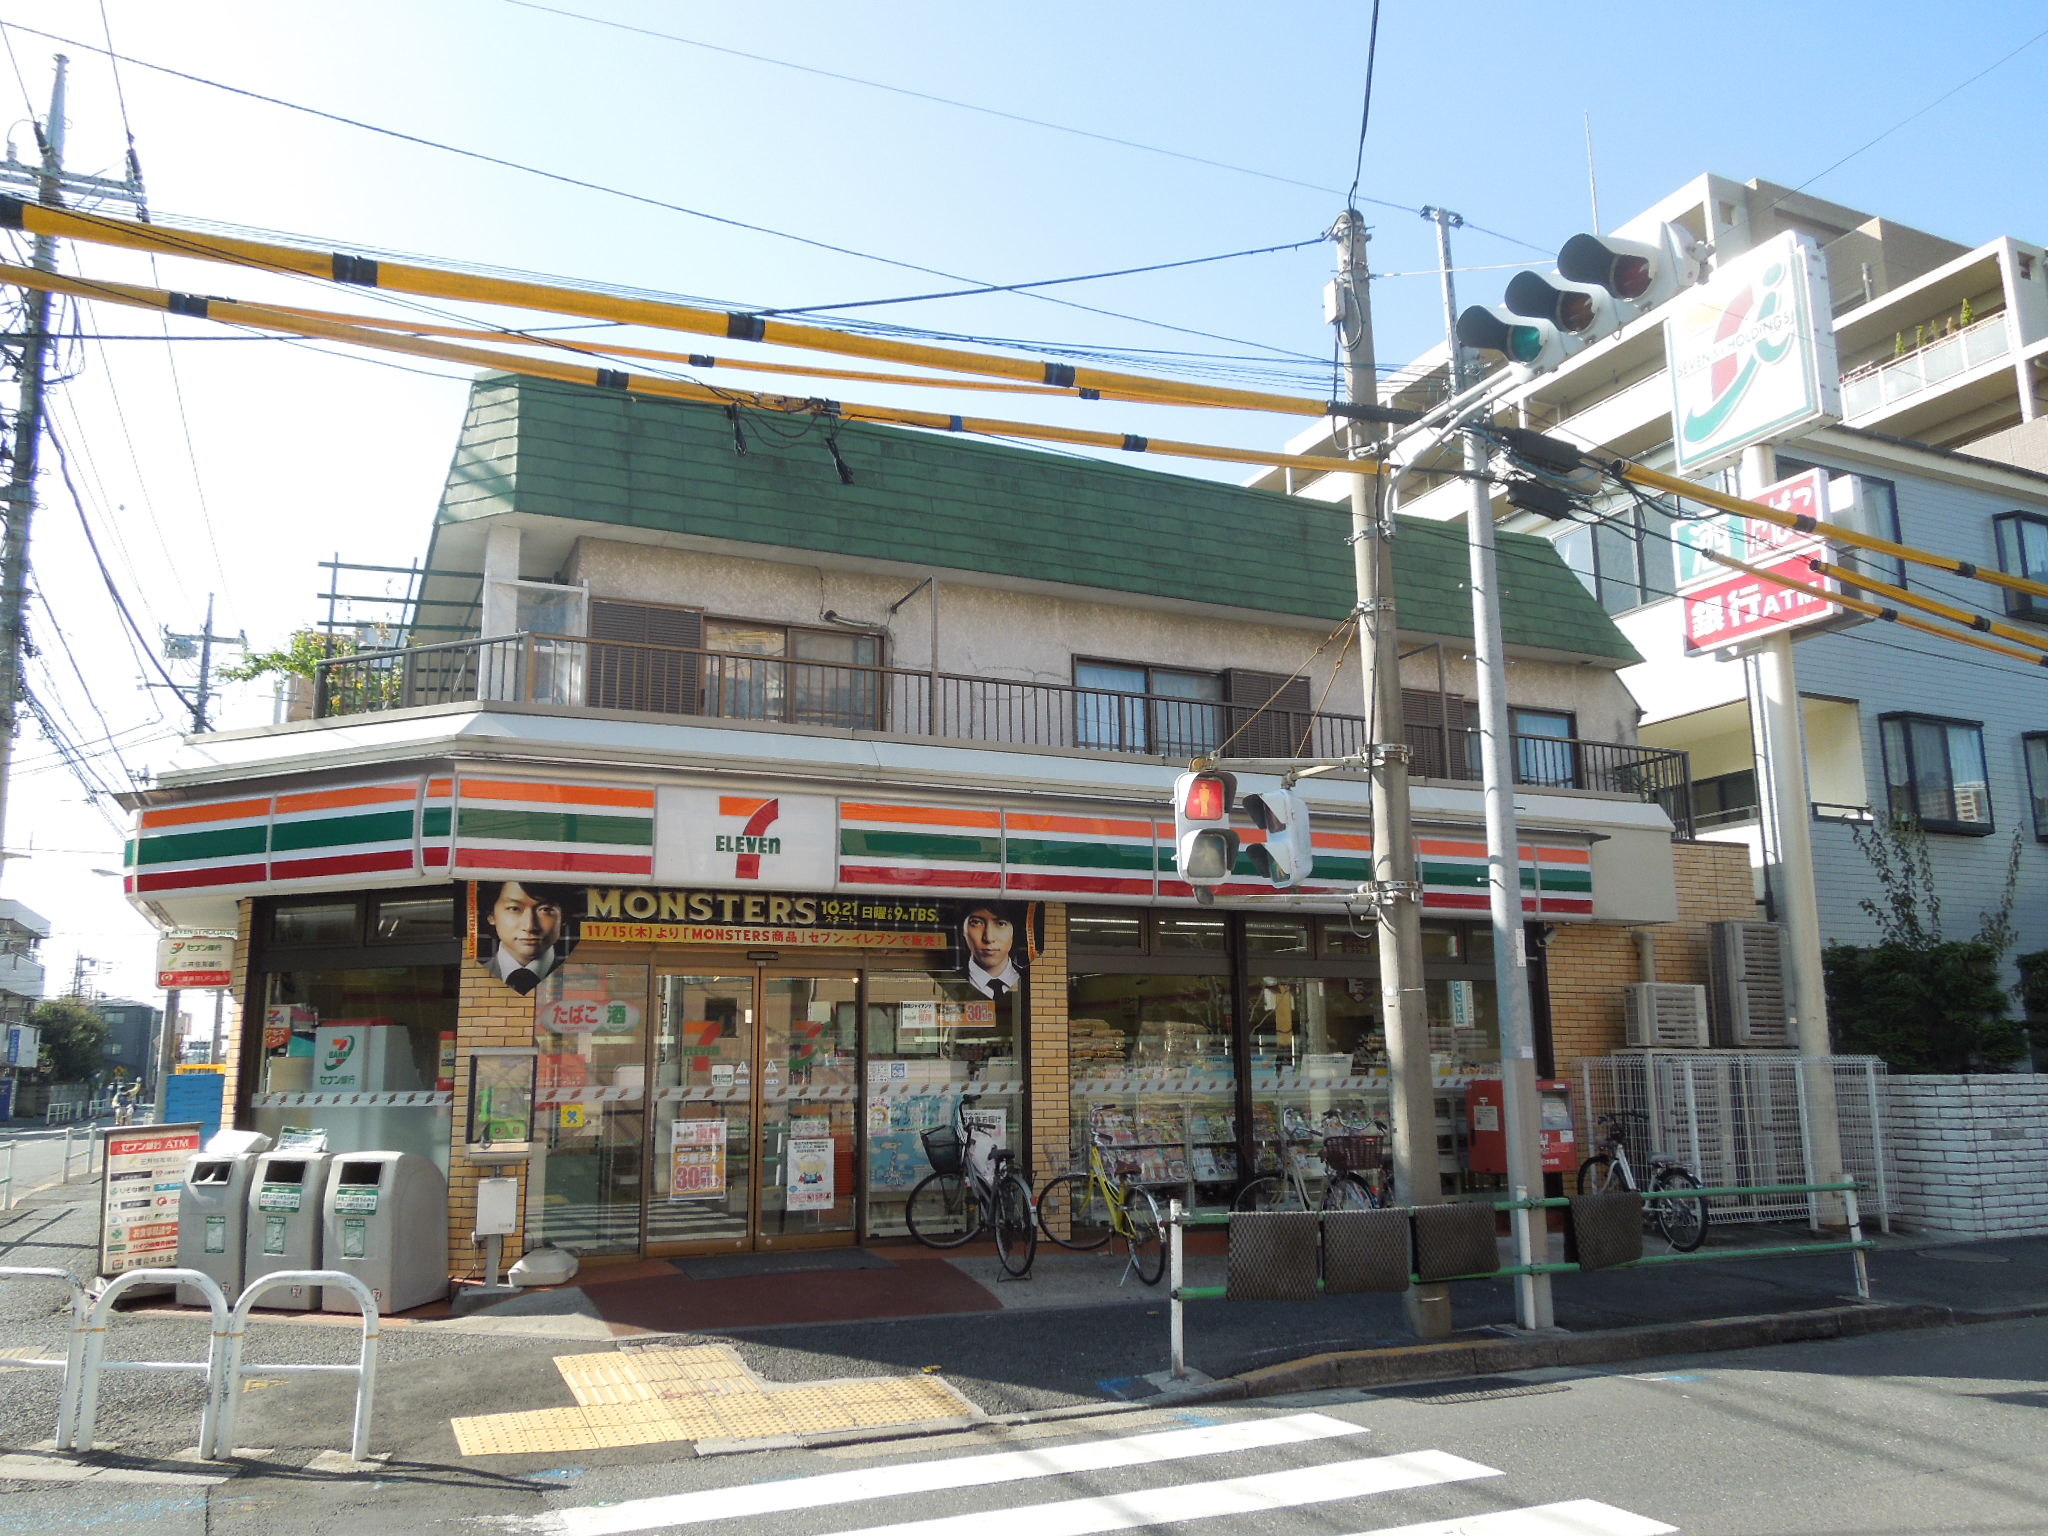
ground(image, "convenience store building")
xmin=123 ymin=380 xmax=1753 ymax=1278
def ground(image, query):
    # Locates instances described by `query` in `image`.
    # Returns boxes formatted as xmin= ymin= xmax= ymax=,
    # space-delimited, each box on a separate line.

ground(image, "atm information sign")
xmin=99 ymin=1123 xmax=202 ymax=1277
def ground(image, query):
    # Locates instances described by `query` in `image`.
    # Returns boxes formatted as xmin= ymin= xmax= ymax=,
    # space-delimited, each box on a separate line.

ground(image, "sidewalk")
xmin=6 ymin=1178 xmax=2048 ymax=1466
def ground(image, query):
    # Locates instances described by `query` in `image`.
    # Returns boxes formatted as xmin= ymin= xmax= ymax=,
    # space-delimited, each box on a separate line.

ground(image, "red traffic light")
xmin=1181 ymin=774 xmax=1230 ymax=821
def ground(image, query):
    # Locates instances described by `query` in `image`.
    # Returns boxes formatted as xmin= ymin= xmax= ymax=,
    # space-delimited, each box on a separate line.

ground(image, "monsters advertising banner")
xmin=471 ymin=882 xmax=1041 ymax=1001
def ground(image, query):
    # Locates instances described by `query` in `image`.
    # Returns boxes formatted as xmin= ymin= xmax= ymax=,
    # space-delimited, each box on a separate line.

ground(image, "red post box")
xmin=1466 ymin=1079 xmax=1575 ymax=1174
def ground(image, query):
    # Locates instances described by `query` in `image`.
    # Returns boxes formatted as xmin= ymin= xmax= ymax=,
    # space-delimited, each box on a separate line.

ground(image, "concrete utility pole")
xmin=1332 ymin=209 xmax=1451 ymax=1339
xmin=0 ymin=55 xmax=68 ymax=880
xmin=160 ymin=594 xmax=245 ymax=732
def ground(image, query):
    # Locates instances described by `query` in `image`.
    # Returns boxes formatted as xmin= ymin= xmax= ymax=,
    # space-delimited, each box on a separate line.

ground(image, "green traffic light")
xmin=1507 ymin=326 xmax=1544 ymax=364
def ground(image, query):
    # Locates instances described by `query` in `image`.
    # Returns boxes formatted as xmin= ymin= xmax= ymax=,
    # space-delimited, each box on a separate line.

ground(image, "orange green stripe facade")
xmin=132 ymin=778 xmax=1596 ymax=916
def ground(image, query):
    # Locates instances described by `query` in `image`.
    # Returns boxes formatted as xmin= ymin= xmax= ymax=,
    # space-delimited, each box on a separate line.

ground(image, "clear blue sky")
xmin=1 ymin=0 xmax=2043 ymax=1008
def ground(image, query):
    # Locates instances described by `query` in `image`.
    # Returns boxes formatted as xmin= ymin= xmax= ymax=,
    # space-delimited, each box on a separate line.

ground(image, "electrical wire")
xmin=1344 ymin=0 xmax=1382 ymax=212
xmin=0 ymin=19 xmax=1324 ymax=359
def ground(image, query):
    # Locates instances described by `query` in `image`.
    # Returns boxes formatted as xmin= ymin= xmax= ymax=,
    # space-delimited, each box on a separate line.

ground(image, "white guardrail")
xmin=0 ymin=1266 xmax=381 ymax=1461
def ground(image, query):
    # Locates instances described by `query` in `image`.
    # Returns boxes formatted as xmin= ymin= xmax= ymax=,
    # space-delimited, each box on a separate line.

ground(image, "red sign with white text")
xmin=1682 ymin=548 xmax=1836 ymax=653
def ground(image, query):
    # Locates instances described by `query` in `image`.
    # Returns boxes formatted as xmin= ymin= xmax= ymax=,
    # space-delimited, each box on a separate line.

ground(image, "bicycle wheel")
xmin=1233 ymin=1175 xmax=1304 ymax=1213
xmin=1651 ymin=1167 xmax=1709 ymax=1252
xmin=1576 ymin=1154 xmax=1625 ymax=1195
xmin=1120 ymin=1184 xmax=1166 ymax=1285
xmin=993 ymin=1171 xmax=1038 ymax=1277
xmin=1036 ymin=1173 xmax=1114 ymax=1250
xmin=905 ymin=1171 xmax=980 ymax=1248
xmin=1322 ymin=1172 xmax=1379 ymax=1211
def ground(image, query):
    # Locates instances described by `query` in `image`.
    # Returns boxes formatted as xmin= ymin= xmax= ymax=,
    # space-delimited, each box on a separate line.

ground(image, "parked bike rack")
xmin=0 ymin=1266 xmax=92 ymax=1446
xmin=216 ymin=1272 xmax=381 ymax=1463
xmin=1165 ymin=1179 xmax=1874 ymax=1381
xmin=73 ymin=1268 xmax=232 ymax=1456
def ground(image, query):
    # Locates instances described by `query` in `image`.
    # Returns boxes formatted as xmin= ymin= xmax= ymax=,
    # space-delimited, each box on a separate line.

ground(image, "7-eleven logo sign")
xmin=717 ymin=796 xmax=782 ymax=879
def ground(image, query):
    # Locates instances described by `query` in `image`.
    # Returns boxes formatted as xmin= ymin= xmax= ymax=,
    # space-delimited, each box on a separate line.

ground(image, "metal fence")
xmin=313 ymin=632 xmax=1693 ymax=830
xmin=1575 ymin=1050 xmax=1892 ymax=1230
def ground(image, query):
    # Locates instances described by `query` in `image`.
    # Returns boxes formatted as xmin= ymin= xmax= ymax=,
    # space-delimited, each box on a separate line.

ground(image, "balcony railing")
xmin=1840 ymin=314 xmax=2010 ymax=420
xmin=313 ymin=632 xmax=1693 ymax=832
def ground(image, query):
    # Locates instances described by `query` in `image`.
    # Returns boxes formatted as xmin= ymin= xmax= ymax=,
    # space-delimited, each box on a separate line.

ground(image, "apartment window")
xmin=1879 ymin=714 xmax=1994 ymax=834
xmin=1993 ymin=512 xmax=2048 ymax=622
xmin=1554 ymin=499 xmax=1680 ymax=615
xmin=1694 ymin=769 xmax=1760 ymax=829
xmin=1075 ymin=661 xmax=1222 ymax=757
xmin=1508 ymin=707 xmax=1578 ymax=788
xmin=704 ymin=618 xmax=882 ymax=730
xmin=2025 ymin=735 xmax=2048 ymax=841
xmin=1776 ymin=460 xmax=1905 ymax=588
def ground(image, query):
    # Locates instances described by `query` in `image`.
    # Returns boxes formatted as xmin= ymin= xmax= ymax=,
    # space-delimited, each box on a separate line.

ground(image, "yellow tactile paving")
xmin=451 ymin=1341 xmax=981 ymax=1456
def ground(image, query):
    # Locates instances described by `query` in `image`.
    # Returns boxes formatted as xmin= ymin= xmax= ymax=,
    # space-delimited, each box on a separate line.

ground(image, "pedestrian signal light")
xmin=1242 ymin=788 xmax=1314 ymax=889
xmin=1172 ymin=769 xmax=1239 ymax=901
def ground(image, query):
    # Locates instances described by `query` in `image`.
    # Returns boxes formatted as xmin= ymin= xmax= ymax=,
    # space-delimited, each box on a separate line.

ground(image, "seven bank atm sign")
xmin=1678 ymin=468 xmax=1846 ymax=655
xmin=655 ymin=788 xmax=837 ymax=887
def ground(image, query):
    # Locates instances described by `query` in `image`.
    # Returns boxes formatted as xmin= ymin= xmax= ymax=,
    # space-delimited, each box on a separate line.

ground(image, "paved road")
xmin=3 ymin=1311 xmax=2043 ymax=1534
xmin=1 ymin=1119 xmax=111 ymax=1205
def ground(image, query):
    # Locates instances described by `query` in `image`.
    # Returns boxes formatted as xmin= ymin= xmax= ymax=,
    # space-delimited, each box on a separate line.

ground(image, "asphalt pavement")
xmin=3 ymin=1152 xmax=2047 ymax=1481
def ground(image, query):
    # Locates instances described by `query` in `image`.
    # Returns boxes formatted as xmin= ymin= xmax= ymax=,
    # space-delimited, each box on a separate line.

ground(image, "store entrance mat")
xmin=451 ymin=1341 xmax=980 ymax=1455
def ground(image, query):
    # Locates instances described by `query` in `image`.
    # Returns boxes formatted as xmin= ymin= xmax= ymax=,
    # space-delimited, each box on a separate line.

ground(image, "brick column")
xmin=219 ymin=898 xmax=255 ymax=1116
xmin=445 ymin=955 xmax=536 ymax=1275
xmin=1028 ymin=902 xmax=1071 ymax=1187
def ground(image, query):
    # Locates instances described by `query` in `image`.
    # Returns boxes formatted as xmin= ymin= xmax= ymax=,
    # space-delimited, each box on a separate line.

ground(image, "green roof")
xmin=435 ymin=376 xmax=1638 ymax=664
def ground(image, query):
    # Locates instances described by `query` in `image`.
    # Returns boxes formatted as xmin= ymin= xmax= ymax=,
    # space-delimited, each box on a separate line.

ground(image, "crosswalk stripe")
xmin=811 ymin=1450 xmax=1500 ymax=1536
xmin=1340 ymin=1499 xmax=1678 ymax=1536
xmin=557 ymin=1413 xmax=1370 ymax=1536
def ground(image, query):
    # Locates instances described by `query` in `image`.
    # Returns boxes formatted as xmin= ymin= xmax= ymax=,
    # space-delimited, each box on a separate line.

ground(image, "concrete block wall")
xmin=1884 ymin=1074 xmax=2048 ymax=1237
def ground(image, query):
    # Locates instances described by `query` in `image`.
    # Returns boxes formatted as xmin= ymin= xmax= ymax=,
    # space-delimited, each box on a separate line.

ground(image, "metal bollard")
xmin=1167 ymin=1199 xmax=1186 ymax=1381
xmin=216 ymin=1271 xmax=381 ymax=1462
xmin=0 ymin=1266 xmax=93 ymax=1447
xmin=1843 ymin=1181 xmax=1870 ymax=1301
xmin=74 ymin=1269 xmax=231 ymax=1456
xmin=1 ymin=1142 xmax=14 ymax=1210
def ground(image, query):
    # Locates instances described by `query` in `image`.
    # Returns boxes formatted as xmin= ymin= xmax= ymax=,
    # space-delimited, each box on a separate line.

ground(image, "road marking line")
xmin=1340 ymin=1498 xmax=1679 ymax=1535
xmin=833 ymin=1450 xmax=1501 ymax=1536
xmin=555 ymin=1412 xmax=1371 ymax=1536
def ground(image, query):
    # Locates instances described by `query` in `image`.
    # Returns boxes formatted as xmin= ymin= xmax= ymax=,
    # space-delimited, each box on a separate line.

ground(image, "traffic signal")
xmin=1455 ymin=303 xmax=1579 ymax=377
xmin=1241 ymin=787 xmax=1314 ymax=888
xmin=1461 ymin=223 xmax=1710 ymax=379
xmin=1556 ymin=223 xmax=1710 ymax=319
xmin=1172 ymin=769 xmax=1239 ymax=902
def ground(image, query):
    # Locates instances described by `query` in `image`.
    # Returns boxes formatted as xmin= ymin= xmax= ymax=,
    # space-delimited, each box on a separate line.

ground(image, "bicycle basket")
xmin=1321 ymin=1135 xmax=1384 ymax=1176
xmin=921 ymin=1125 xmax=964 ymax=1176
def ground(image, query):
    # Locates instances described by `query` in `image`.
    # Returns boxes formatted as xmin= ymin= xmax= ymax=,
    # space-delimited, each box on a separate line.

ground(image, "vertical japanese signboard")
xmin=99 ymin=1122 xmax=203 ymax=1276
xmin=1677 ymin=468 xmax=1849 ymax=655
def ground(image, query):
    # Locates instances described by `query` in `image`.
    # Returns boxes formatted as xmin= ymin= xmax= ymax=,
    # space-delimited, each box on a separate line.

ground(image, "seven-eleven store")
xmin=124 ymin=750 xmax=1686 ymax=1277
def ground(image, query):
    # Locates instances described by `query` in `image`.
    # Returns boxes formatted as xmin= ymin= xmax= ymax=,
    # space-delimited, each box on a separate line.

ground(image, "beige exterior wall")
xmin=563 ymin=537 xmax=1642 ymax=747
xmin=445 ymin=953 xmax=536 ymax=1274
xmin=1028 ymin=902 xmax=1070 ymax=1188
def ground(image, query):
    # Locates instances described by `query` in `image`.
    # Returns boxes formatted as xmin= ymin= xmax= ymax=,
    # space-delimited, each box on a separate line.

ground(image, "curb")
xmin=1167 ymin=1299 xmax=2048 ymax=1402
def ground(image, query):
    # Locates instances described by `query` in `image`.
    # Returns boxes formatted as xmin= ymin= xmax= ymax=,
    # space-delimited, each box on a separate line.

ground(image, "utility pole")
xmin=160 ymin=594 xmax=245 ymax=732
xmin=0 ymin=55 xmax=68 ymax=881
xmin=1332 ymin=209 xmax=1450 ymax=1339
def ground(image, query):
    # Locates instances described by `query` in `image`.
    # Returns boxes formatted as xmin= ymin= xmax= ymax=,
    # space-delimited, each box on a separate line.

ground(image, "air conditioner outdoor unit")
xmin=1709 ymin=920 xmax=1794 ymax=1048
xmin=1623 ymin=983 xmax=1710 ymax=1049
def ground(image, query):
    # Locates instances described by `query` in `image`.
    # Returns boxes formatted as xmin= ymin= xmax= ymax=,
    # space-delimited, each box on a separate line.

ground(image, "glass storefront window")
xmin=1246 ymin=976 xmax=1386 ymax=1179
xmin=1245 ymin=917 xmax=1309 ymax=954
xmin=531 ymin=961 xmax=651 ymax=1255
xmin=1068 ymin=973 xmax=1235 ymax=1213
xmin=864 ymin=970 xmax=1018 ymax=1237
xmin=247 ymin=964 xmax=457 ymax=1169
xmin=372 ymin=894 xmax=456 ymax=942
xmin=1319 ymin=915 xmax=1375 ymax=955
xmin=1154 ymin=915 xmax=1227 ymax=953
xmin=1067 ymin=907 xmax=1145 ymax=950
xmin=270 ymin=901 xmax=357 ymax=945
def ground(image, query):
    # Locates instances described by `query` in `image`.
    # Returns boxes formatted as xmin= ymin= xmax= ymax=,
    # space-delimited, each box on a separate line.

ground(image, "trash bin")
xmin=319 ymin=1151 xmax=449 ymax=1314
xmin=175 ymin=1152 xmax=259 ymax=1307
xmin=243 ymin=1151 xmax=334 ymax=1311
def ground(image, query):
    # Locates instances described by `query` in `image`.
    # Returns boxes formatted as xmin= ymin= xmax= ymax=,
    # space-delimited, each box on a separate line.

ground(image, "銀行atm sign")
xmin=1677 ymin=467 xmax=1849 ymax=655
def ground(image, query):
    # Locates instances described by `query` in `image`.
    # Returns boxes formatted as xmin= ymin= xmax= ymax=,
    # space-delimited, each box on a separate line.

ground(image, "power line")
xmin=1344 ymin=0 xmax=1383 ymax=212
xmin=0 ymin=20 xmax=1326 ymax=359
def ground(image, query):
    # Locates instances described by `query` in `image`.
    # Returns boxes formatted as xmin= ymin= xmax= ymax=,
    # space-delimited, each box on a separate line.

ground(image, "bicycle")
xmin=905 ymin=1092 xmax=1037 ymax=1277
xmin=1576 ymin=1110 xmax=1709 ymax=1252
xmin=1034 ymin=1129 xmax=1167 ymax=1285
xmin=1233 ymin=1115 xmax=1380 ymax=1214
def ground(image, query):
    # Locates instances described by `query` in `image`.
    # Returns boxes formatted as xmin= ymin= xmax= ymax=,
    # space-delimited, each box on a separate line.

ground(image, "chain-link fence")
xmin=1576 ymin=1050 xmax=1892 ymax=1231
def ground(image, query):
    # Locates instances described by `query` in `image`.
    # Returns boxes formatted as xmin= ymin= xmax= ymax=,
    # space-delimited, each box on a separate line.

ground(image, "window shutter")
xmin=1223 ymin=669 xmax=1312 ymax=758
xmin=1402 ymin=689 xmax=1477 ymax=780
xmin=589 ymin=600 xmax=703 ymax=714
